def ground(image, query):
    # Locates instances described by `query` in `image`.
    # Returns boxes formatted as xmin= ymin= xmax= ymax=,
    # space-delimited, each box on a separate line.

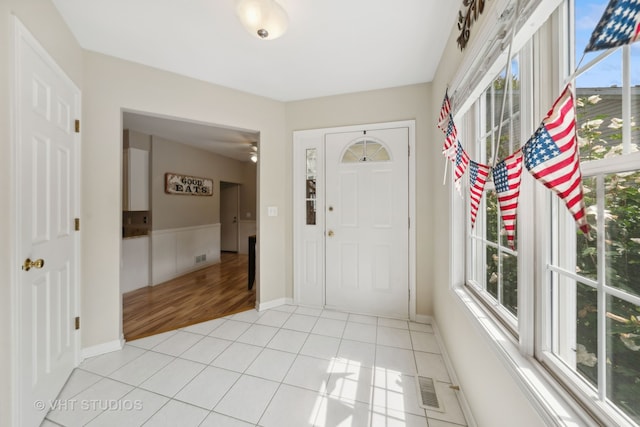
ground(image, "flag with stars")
xmin=469 ymin=160 xmax=491 ymax=229
xmin=454 ymin=141 xmax=470 ymax=187
xmin=443 ymin=116 xmax=458 ymax=162
xmin=523 ymin=84 xmax=589 ymax=234
xmin=438 ymin=90 xmax=452 ymax=132
xmin=585 ymin=0 xmax=640 ymax=52
xmin=493 ymin=150 xmax=523 ymax=249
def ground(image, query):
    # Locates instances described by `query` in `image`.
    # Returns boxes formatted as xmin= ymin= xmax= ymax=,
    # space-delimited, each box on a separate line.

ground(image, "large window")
xmin=467 ymin=55 xmax=522 ymax=329
xmin=541 ymin=1 xmax=640 ymax=424
xmin=460 ymin=0 xmax=640 ymax=424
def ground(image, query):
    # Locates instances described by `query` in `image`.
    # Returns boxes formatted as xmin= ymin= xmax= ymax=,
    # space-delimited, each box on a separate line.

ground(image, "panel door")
xmin=15 ymin=20 xmax=80 ymax=427
xmin=325 ymin=128 xmax=408 ymax=318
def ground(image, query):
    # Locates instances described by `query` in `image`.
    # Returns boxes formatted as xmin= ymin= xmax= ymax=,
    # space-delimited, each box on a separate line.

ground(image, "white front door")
xmin=14 ymin=19 xmax=80 ymax=427
xmin=325 ymin=128 xmax=408 ymax=318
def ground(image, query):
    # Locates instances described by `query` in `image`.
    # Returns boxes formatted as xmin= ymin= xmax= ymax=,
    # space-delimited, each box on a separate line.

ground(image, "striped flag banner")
xmin=437 ymin=90 xmax=452 ymax=132
xmin=443 ymin=116 xmax=458 ymax=162
xmin=523 ymin=84 xmax=589 ymax=234
xmin=585 ymin=0 xmax=640 ymax=52
xmin=454 ymin=141 xmax=470 ymax=187
xmin=469 ymin=160 xmax=491 ymax=229
xmin=493 ymin=149 xmax=524 ymax=249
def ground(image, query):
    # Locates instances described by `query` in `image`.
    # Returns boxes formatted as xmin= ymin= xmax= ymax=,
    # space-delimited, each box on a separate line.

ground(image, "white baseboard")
xmin=81 ymin=336 xmax=124 ymax=360
xmin=414 ymin=314 xmax=433 ymax=324
xmin=257 ymin=297 xmax=294 ymax=311
xmin=430 ymin=319 xmax=478 ymax=427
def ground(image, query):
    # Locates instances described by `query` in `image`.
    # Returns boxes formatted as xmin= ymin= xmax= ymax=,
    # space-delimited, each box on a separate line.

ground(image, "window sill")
xmin=452 ymin=286 xmax=599 ymax=427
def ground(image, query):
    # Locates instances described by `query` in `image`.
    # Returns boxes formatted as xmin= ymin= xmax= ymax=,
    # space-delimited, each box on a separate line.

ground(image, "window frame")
xmin=453 ymin=0 xmax=640 ymax=425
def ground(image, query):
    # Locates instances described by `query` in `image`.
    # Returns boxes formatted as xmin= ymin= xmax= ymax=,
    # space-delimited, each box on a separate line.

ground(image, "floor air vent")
xmin=416 ymin=376 xmax=442 ymax=411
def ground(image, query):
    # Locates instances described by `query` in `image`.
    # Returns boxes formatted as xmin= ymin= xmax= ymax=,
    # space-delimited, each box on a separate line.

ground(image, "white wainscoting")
xmin=121 ymin=236 xmax=150 ymax=293
xmin=238 ymin=220 xmax=256 ymax=254
xmin=151 ymin=223 xmax=221 ymax=285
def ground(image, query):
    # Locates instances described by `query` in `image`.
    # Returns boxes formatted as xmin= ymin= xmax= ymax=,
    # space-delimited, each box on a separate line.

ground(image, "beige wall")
xmin=151 ymin=136 xmax=254 ymax=230
xmin=285 ymin=83 xmax=433 ymax=316
xmin=428 ymin=10 xmax=545 ymax=427
xmin=0 ymin=1 xmax=84 ymax=425
xmin=81 ymin=51 xmax=288 ymax=348
xmin=240 ymin=161 xmax=258 ymax=221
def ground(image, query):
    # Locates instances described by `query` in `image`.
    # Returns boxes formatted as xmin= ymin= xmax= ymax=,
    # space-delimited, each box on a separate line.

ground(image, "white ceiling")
xmin=123 ymin=111 xmax=259 ymax=161
xmin=53 ymin=0 xmax=460 ymax=159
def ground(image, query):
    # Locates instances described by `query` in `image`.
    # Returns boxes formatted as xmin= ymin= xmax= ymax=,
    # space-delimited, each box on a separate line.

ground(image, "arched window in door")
xmin=341 ymin=138 xmax=391 ymax=163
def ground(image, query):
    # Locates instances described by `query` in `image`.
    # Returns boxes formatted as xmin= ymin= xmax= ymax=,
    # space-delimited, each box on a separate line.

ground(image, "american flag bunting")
xmin=443 ymin=116 xmax=458 ymax=162
xmin=454 ymin=141 xmax=470 ymax=185
xmin=469 ymin=161 xmax=491 ymax=229
xmin=493 ymin=150 xmax=523 ymax=249
xmin=523 ymin=84 xmax=590 ymax=234
xmin=437 ymin=89 xmax=452 ymax=132
xmin=585 ymin=0 xmax=640 ymax=52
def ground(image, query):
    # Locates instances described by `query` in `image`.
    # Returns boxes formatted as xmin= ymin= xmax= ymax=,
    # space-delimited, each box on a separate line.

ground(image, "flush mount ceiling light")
xmin=236 ymin=0 xmax=289 ymax=40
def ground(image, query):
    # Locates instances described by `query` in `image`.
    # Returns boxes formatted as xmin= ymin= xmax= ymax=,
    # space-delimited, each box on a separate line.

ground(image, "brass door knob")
xmin=22 ymin=258 xmax=45 ymax=271
xmin=327 ymin=230 xmax=335 ymax=237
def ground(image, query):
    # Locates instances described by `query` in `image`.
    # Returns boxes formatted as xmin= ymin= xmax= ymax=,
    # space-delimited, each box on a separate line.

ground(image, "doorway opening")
xmin=120 ymin=110 xmax=259 ymax=340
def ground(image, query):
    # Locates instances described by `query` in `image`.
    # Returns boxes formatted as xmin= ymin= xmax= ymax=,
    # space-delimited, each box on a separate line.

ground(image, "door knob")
xmin=22 ymin=258 xmax=45 ymax=271
xmin=327 ymin=230 xmax=335 ymax=237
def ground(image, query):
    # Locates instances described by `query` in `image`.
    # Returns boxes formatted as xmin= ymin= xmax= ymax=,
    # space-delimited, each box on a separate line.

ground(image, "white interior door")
xmin=14 ymin=19 xmax=80 ymax=427
xmin=325 ymin=128 xmax=408 ymax=318
xmin=220 ymin=182 xmax=239 ymax=252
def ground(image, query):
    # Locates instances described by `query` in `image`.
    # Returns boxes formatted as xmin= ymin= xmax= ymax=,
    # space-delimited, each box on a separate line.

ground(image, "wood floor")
xmin=123 ymin=252 xmax=255 ymax=341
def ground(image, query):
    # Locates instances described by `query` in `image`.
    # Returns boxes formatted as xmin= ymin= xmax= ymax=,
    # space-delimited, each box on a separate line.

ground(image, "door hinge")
xmin=408 ymin=217 xmax=410 ymax=228
xmin=408 ymin=144 xmax=410 ymax=156
xmin=75 ymin=316 xmax=80 ymax=330
xmin=74 ymin=218 xmax=80 ymax=231
xmin=74 ymin=119 xmax=80 ymax=133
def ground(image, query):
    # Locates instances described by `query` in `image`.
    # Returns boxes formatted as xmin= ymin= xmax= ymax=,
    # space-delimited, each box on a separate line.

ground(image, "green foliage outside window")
xmin=574 ymin=94 xmax=640 ymax=422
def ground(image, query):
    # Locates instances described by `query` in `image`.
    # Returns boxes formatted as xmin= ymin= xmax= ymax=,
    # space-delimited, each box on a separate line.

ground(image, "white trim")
xmin=81 ymin=338 xmax=125 ymax=360
xmin=10 ymin=16 xmax=82 ymax=427
xmin=257 ymin=297 xmax=294 ymax=311
xmin=451 ymin=0 xmax=563 ymax=117
xmin=430 ymin=319 xmax=478 ymax=427
xmin=292 ymin=120 xmax=417 ymax=321
xmin=413 ymin=314 xmax=431 ymax=325
xmin=453 ymin=287 xmax=598 ymax=427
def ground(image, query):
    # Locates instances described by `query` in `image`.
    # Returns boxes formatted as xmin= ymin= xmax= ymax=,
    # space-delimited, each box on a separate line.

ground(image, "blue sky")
xmin=575 ymin=0 xmax=640 ymax=87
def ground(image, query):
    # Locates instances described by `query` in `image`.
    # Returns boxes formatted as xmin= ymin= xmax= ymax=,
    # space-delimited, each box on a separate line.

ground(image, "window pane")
xmin=576 ymin=176 xmax=597 ymax=282
xmin=605 ymin=171 xmax=640 ymax=297
xmin=486 ymin=189 xmax=499 ymax=243
xmin=606 ymin=295 xmax=640 ymax=423
xmin=577 ymin=282 xmax=598 ymax=389
xmin=305 ymin=149 xmax=317 ymax=225
xmin=576 ymin=54 xmax=625 ymax=161
xmin=485 ymin=90 xmax=493 ymax=133
xmin=502 ymin=251 xmax=518 ymax=316
xmin=487 ymin=245 xmax=498 ymax=299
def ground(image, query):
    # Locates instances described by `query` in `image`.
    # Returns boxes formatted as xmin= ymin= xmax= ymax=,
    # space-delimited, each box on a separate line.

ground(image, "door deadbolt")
xmin=22 ymin=258 xmax=45 ymax=271
xmin=328 ymin=206 xmax=334 ymax=212
xmin=327 ymin=230 xmax=335 ymax=237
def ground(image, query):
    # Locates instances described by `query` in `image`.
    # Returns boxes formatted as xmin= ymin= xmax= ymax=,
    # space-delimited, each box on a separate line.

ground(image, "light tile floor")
xmin=42 ymin=305 xmax=468 ymax=427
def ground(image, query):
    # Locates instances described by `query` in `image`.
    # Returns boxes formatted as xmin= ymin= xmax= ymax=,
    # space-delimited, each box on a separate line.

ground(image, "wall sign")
xmin=457 ymin=0 xmax=487 ymax=50
xmin=165 ymin=173 xmax=213 ymax=196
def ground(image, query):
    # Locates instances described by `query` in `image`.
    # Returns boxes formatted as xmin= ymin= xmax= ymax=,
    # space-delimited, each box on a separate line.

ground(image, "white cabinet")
xmin=124 ymin=147 xmax=149 ymax=211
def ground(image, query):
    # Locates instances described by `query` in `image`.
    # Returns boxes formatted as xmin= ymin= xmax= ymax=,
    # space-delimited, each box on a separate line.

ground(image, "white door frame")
xmin=293 ymin=120 xmax=416 ymax=320
xmin=10 ymin=16 xmax=81 ymax=425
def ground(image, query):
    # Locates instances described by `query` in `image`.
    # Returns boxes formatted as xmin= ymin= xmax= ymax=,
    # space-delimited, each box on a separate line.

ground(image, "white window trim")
xmin=449 ymin=0 xmax=640 ymax=425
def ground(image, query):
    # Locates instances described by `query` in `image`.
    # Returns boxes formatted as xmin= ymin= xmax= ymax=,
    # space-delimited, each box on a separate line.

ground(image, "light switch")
xmin=267 ymin=206 xmax=278 ymax=217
